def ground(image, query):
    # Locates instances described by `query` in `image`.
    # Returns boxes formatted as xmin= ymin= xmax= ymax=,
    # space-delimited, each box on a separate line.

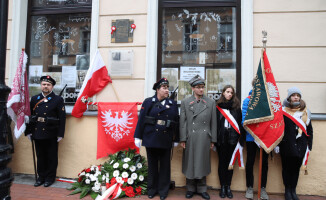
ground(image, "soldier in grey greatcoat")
xmin=180 ymin=75 xmax=217 ymax=200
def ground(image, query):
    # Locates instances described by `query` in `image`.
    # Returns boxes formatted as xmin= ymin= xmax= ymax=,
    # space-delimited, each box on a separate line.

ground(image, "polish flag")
xmin=72 ymin=50 xmax=112 ymax=118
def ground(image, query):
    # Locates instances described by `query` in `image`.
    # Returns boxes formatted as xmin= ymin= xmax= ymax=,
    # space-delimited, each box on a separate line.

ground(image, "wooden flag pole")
xmin=257 ymin=30 xmax=268 ymax=200
xmin=258 ymin=148 xmax=263 ymax=199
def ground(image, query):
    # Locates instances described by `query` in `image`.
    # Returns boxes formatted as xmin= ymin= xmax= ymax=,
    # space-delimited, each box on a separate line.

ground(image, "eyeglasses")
xmin=194 ymin=86 xmax=205 ymax=89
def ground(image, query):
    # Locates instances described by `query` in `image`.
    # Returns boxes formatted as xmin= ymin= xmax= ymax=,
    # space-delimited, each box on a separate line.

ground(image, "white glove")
xmin=134 ymin=138 xmax=141 ymax=148
xmin=274 ymin=146 xmax=280 ymax=154
xmin=27 ymin=134 xmax=32 ymax=141
xmin=173 ymin=142 xmax=179 ymax=147
xmin=57 ymin=137 xmax=63 ymax=142
xmin=254 ymin=140 xmax=261 ymax=148
xmin=212 ymin=146 xmax=217 ymax=152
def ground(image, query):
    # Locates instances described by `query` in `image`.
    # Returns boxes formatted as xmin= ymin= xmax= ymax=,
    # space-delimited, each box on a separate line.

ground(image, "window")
xmin=158 ymin=0 xmax=241 ymax=102
xmin=26 ymin=0 xmax=92 ymax=104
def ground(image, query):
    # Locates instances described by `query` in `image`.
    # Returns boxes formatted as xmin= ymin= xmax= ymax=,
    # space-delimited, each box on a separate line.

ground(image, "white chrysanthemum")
xmin=110 ymin=160 xmax=114 ymax=165
xmin=123 ymin=163 xmax=129 ymax=169
xmin=131 ymin=173 xmax=137 ymax=180
xmin=113 ymin=163 xmax=119 ymax=168
xmin=129 ymin=166 xmax=136 ymax=172
xmin=95 ymin=171 xmax=101 ymax=177
xmin=89 ymin=174 xmax=97 ymax=182
xmin=102 ymin=175 xmax=106 ymax=180
xmin=127 ymin=178 xmax=134 ymax=185
xmin=106 ymin=173 xmax=109 ymax=177
xmin=113 ymin=170 xmax=120 ymax=177
xmin=139 ymin=175 xmax=144 ymax=181
xmin=121 ymin=172 xmax=129 ymax=178
xmin=124 ymin=158 xmax=131 ymax=162
xmin=85 ymin=173 xmax=90 ymax=177
xmin=137 ymin=163 xmax=142 ymax=169
xmin=116 ymin=177 xmax=123 ymax=184
xmin=85 ymin=179 xmax=90 ymax=184
xmin=79 ymin=171 xmax=85 ymax=177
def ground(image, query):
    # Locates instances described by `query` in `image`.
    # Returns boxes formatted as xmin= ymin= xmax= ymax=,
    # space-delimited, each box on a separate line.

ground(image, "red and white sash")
xmin=301 ymin=146 xmax=310 ymax=170
xmin=282 ymin=107 xmax=309 ymax=137
xmin=216 ymin=106 xmax=240 ymax=134
xmin=95 ymin=183 xmax=122 ymax=200
xmin=228 ymin=142 xmax=245 ymax=170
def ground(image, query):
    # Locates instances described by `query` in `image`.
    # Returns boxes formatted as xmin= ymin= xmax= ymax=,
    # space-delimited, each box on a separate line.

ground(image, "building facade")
xmin=5 ymin=0 xmax=326 ymax=196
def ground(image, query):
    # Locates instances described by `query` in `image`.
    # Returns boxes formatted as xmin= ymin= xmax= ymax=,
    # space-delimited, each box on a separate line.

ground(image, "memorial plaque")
xmin=111 ymin=19 xmax=134 ymax=43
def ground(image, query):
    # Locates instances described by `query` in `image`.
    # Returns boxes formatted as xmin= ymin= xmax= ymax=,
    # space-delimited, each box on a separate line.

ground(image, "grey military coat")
xmin=180 ymin=95 xmax=217 ymax=179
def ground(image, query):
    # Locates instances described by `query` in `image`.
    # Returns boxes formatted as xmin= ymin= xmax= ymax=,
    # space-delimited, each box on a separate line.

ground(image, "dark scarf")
xmin=218 ymin=101 xmax=233 ymax=110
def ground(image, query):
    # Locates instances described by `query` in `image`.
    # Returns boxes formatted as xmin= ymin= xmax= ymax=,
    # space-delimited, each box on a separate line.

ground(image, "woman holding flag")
xmin=215 ymin=85 xmax=245 ymax=199
xmin=280 ymin=87 xmax=313 ymax=200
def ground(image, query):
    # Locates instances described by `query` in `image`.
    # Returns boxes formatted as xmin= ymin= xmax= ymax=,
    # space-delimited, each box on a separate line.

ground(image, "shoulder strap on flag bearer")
xmin=216 ymin=106 xmax=240 ymax=134
xmin=282 ymin=107 xmax=308 ymax=137
xmin=33 ymin=97 xmax=47 ymax=112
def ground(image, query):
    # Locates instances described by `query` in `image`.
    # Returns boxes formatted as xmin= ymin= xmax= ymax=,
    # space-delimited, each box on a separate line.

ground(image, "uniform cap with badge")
xmin=153 ymin=77 xmax=169 ymax=90
xmin=40 ymin=75 xmax=56 ymax=86
xmin=188 ymin=75 xmax=205 ymax=87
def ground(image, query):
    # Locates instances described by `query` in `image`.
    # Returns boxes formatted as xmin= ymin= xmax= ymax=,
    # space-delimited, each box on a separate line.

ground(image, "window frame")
xmin=156 ymin=0 xmax=242 ymax=100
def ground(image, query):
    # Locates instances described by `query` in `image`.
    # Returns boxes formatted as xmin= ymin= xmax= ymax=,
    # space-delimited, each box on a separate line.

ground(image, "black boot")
xmin=225 ymin=185 xmax=233 ymax=199
xmin=219 ymin=185 xmax=226 ymax=198
xmin=291 ymin=187 xmax=299 ymax=200
xmin=285 ymin=187 xmax=293 ymax=200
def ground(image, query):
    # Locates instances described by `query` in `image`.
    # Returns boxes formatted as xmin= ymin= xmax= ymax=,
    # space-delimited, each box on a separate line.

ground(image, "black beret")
xmin=40 ymin=75 xmax=56 ymax=86
xmin=152 ymin=77 xmax=169 ymax=90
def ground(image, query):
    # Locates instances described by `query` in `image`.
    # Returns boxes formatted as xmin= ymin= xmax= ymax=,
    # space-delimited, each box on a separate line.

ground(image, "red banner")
xmin=243 ymin=50 xmax=284 ymax=153
xmin=97 ymin=102 xmax=139 ymax=159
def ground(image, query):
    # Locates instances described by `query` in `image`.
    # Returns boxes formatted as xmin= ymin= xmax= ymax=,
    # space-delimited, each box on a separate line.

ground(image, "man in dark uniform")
xmin=134 ymin=78 xmax=179 ymax=200
xmin=25 ymin=75 xmax=66 ymax=187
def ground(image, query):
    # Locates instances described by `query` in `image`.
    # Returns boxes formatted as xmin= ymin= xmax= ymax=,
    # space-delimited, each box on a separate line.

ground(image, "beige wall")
xmin=7 ymin=0 xmax=326 ymax=197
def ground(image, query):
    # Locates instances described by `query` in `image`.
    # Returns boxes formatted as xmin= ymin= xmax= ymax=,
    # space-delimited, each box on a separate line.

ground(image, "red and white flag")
xmin=72 ymin=50 xmax=112 ymax=118
xmin=97 ymin=102 xmax=139 ymax=159
xmin=7 ymin=50 xmax=30 ymax=139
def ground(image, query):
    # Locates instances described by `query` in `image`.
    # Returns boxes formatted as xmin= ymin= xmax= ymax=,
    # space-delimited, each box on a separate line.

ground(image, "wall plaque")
xmin=111 ymin=19 xmax=134 ymax=43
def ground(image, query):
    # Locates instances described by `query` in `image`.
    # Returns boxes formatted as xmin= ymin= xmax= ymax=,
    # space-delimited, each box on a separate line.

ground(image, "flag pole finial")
xmin=262 ymin=30 xmax=267 ymax=50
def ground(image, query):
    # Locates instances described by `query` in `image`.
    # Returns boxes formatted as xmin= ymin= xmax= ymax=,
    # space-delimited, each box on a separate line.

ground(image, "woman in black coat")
xmin=215 ymin=85 xmax=245 ymax=199
xmin=280 ymin=87 xmax=313 ymax=200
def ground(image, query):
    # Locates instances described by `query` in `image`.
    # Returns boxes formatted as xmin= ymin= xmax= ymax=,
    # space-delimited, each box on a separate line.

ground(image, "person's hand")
xmin=274 ymin=146 xmax=280 ymax=154
xmin=134 ymin=138 xmax=141 ymax=148
xmin=180 ymin=142 xmax=186 ymax=149
xmin=210 ymin=143 xmax=215 ymax=149
xmin=254 ymin=140 xmax=261 ymax=148
xmin=57 ymin=137 xmax=63 ymax=142
xmin=173 ymin=142 xmax=179 ymax=147
xmin=27 ymin=134 xmax=32 ymax=141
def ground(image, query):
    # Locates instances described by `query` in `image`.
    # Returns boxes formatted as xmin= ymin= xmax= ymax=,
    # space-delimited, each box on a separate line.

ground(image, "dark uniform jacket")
xmin=134 ymin=95 xmax=179 ymax=149
xmin=216 ymin=103 xmax=245 ymax=146
xmin=26 ymin=92 xmax=66 ymax=140
xmin=280 ymin=115 xmax=313 ymax=158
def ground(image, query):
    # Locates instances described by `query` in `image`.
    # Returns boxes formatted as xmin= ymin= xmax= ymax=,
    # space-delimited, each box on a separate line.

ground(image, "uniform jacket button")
xmin=193 ymin=130 xmax=195 ymax=132
xmin=35 ymin=128 xmax=37 ymax=130
xmin=44 ymin=113 xmax=46 ymax=115
xmin=166 ymin=115 xmax=168 ymax=117
xmin=158 ymin=113 xmax=160 ymax=116
xmin=43 ymin=128 xmax=45 ymax=131
xmin=193 ymin=122 xmax=195 ymax=124
xmin=46 ymin=106 xmax=48 ymax=108
xmin=156 ymin=129 xmax=158 ymax=131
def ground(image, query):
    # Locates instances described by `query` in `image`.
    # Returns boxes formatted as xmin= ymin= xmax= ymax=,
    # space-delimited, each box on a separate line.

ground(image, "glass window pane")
xmin=161 ymin=7 xmax=237 ymax=101
xmin=28 ymin=13 xmax=91 ymax=104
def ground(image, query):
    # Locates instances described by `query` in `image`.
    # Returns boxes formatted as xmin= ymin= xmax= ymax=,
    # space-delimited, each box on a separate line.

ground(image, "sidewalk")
xmin=11 ymin=174 xmax=325 ymax=200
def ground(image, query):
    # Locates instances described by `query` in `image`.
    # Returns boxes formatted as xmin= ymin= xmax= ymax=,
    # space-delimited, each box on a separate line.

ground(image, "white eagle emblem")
xmin=267 ymin=82 xmax=281 ymax=113
xmin=101 ymin=110 xmax=133 ymax=142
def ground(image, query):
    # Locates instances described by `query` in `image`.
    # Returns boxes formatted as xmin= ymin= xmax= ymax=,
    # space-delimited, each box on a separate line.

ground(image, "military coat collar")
xmin=188 ymin=95 xmax=209 ymax=116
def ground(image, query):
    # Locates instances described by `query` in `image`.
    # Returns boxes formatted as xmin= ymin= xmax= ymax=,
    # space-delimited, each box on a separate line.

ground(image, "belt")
xmin=37 ymin=117 xmax=46 ymax=122
xmin=157 ymin=120 xmax=166 ymax=126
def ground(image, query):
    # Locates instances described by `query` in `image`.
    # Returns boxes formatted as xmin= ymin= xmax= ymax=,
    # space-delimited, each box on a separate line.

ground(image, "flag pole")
xmin=257 ymin=30 xmax=268 ymax=200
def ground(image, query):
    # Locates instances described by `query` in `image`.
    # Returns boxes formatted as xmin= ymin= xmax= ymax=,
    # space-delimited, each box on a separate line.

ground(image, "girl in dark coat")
xmin=215 ymin=85 xmax=245 ymax=199
xmin=280 ymin=87 xmax=313 ymax=200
